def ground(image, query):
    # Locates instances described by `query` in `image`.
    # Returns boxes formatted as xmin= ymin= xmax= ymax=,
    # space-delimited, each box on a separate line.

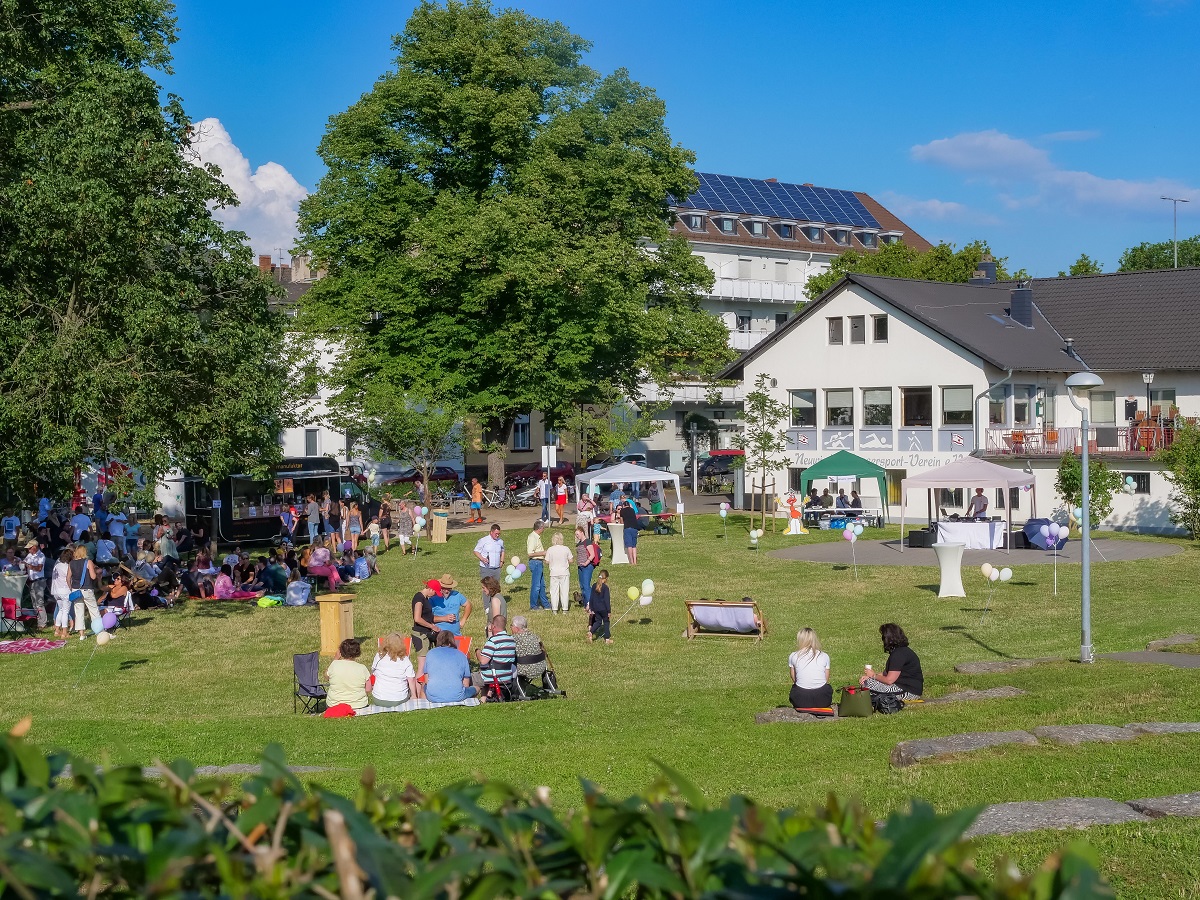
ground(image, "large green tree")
xmin=1058 ymin=253 xmax=1103 ymax=276
xmin=803 ymin=240 xmax=1025 ymax=301
xmin=1118 ymin=236 xmax=1200 ymax=271
xmin=296 ymin=0 xmax=732 ymax=484
xmin=0 ymin=0 xmax=293 ymax=503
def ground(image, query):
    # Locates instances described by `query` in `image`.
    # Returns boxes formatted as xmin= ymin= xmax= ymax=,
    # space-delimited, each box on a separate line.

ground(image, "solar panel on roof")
xmin=674 ymin=174 xmax=879 ymax=229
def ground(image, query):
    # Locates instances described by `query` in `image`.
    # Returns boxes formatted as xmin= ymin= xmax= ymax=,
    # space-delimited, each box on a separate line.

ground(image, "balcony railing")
xmin=711 ymin=277 xmax=802 ymax=303
xmin=637 ymin=382 xmax=745 ymax=404
xmin=729 ymin=330 xmax=770 ymax=351
xmin=983 ymin=425 xmax=1182 ymax=456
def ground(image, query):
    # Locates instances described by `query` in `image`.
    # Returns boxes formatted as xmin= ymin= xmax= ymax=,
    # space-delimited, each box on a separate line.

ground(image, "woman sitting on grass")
xmin=213 ymin=564 xmax=263 ymax=600
xmin=860 ymin=622 xmax=923 ymax=701
xmin=306 ymin=539 xmax=345 ymax=589
xmin=326 ymin=638 xmax=371 ymax=712
xmin=788 ymin=627 xmax=832 ymax=710
xmin=285 ymin=568 xmax=312 ymax=606
xmin=369 ymin=632 xmax=418 ymax=707
xmin=418 ymin=629 xmax=477 ymax=703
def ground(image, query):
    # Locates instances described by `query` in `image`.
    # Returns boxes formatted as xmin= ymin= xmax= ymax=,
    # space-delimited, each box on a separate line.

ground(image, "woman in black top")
xmin=861 ymin=622 xmax=923 ymax=700
xmin=586 ymin=569 xmax=612 ymax=644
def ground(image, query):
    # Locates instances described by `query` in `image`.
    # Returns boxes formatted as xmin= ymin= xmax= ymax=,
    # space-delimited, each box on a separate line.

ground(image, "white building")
xmin=722 ymin=266 xmax=1200 ymax=533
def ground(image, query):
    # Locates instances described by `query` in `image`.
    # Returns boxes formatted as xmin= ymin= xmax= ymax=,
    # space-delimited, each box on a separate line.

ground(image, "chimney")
xmin=969 ymin=253 xmax=997 ymax=285
xmin=1009 ymin=285 xmax=1034 ymax=328
xmin=257 ymin=254 xmax=272 ymax=273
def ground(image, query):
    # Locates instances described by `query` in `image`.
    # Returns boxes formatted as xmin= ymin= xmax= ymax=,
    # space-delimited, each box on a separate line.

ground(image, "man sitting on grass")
xmin=477 ymin=614 xmax=517 ymax=700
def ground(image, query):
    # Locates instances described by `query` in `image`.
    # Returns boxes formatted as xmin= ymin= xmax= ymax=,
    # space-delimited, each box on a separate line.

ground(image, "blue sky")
xmin=169 ymin=0 xmax=1200 ymax=275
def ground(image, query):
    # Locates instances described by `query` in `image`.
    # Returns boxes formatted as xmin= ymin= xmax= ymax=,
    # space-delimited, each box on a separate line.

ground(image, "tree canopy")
xmin=1057 ymin=253 xmax=1104 ymax=277
xmin=803 ymin=240 xmax=1024 ymax=301
xmin=1118 ymin=236 xmax=1200 ymax=271
xmin=296 ymin=0 xmax=732 ymax=462
xmin=0 ymin=0 xmax=292 ymax=503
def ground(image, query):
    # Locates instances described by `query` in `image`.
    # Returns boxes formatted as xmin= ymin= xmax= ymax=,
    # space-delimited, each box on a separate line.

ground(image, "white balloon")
xmin=989 ymin=569 xmax=1000 ymax=582
xmin=639 ymin=595 xmax=653 ymax=606
xmin=849 ymin=533 xmax=857 ymax=543
xmin=96 ymin=631 xmax=111 ymax=646
xmin=999 ymin=568 xmax=1013 ymax=582
xmin=981 ymin=563 xmax=993 ymax=577
xmin=640 ymin=579 xmax=655 ymax=595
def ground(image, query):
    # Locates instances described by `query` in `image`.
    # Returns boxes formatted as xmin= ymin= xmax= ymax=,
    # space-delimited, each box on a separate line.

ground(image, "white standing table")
xmin=931 ymin=543 xmax=966 ymax=598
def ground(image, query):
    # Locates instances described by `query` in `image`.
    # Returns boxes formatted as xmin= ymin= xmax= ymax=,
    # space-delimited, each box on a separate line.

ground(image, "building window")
xmin=777 ymin=223 xmax=794 ymax=239
xmin=545 ymin=427 xmax=560 ymax=448
xmin=775 ymin=312 xmax=788 ymax=329
xmin=849 ymin=315 xmax=865 ymax=344
xmin=774 ymin=261 xmax=788 ymax=282
xmin=827 ymin=317 xmax=843 ymax=345
xmin=718 ymin=218 xmax=737 ymax=234
xmin=683 ymin=214 xmax=704 ymax=231
xmin=885 ymin=469 xmax=905 ymax=505
xmin=1123 ymin=472 xmax=1150 ymax=494
xmin=988 ymin=386 xmax=1007 ymax=426
xmin=789 ymin=467 xmax=806 ymax=491
xmin=858 ymin=232 xmax=876 ymax=248
xmin=995 ymin=487 xmax=1021 ymax=509
xmin=1014 ymin=385 xmax=1036 ymax=426
xmin=1090 ymin=391 xmax=1116 ymax=425
xmin=939 ymin=487 xmax=964 ymax=509
xmin=304 ymin=428 xmax=318 ymax=457
xmin=737 ymin=258 xmax=752 ymax=279
xmin=675 ymin=411 xmax=686 ymax=435
xmin=873 ymin=314 xmax=888 ymax=342
xmin=902 ymin=387 xmax=933 ymax=427
xmin=1044 ymin=388 xmax=1056 ymax=428
xmin=941 ymin=386 xmax=973 ymax=425
xmin=747 ymin=220 xmax=765 ymax=236
xmin=863 ymin=388 xmax=892 ymax=426
xmin=513 ymin=414 xmax=531 ymax=451
xmin=826 ymin=389 xmax=853 ymax=426
xmin=789 ymin=389 xmax=816 ymax=427
xmin=806 ymin=225 xmax=823 ymax=242
xmin=735 ymin=311 xmax=752 ymax=333
xmin=880 ymin=233 xmax=901 ymax=245
xmin=830 ymin=228 xmax=849 ymax=245
xmin=1150 ymin=389 xmax=1176 ymax=411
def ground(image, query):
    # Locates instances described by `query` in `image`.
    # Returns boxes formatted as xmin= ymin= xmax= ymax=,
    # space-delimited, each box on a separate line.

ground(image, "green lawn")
xmin=4 ymin=515 xmax=1199 ymax=897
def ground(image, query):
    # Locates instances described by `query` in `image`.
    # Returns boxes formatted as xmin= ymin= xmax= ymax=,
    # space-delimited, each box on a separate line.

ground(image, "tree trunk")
xmin=485 ymin=418 xmax=513 ymax=489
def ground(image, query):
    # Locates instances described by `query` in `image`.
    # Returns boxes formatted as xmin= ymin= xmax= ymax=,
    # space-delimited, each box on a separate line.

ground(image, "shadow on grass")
xmin=940 ymin=624 xmax=1014 ymax=658
xmin=914 ymin=584 xmax=940 ymax=594
xmin=118 ymin=658 xmax=149 ymax=670
xmin=191 ymin=603 xmax=256 ymax=619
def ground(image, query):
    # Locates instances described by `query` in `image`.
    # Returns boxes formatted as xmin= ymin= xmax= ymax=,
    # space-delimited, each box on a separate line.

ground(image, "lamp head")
xmin=1065 ymin=372 xmax=1104 ymax=395
xmin=1142 ymin=372 xmax=1155 ymax=384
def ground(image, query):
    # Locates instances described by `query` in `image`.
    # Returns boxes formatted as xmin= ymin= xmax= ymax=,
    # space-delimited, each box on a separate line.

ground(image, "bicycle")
xmin=481 ymin=485 xmax=506 ymax=508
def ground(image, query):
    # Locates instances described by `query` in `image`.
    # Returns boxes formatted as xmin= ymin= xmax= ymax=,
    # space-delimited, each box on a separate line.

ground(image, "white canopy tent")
xmin=575 ymin=462 xmax=685 ymax=537
xmin=900 ymin=456 xmax=1036 ymax=553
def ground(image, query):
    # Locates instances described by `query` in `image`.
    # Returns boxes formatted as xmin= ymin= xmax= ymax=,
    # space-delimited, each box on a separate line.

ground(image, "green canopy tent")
xmin=799 ymin=450 xmax=889 ymax=522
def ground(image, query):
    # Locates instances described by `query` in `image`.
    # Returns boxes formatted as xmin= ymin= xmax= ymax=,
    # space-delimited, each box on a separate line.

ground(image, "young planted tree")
xmin=295 ymin=0 xmax=732 ymax=483
xmin=1156 ymin=419 xmax=1200 ymax=537
xmin=733 ymin=374 xmax=790 ymax=531
xmin=0 ymin=0 xmax=292 ymax=502
xmin=1055 ymin=453 xmax=1124 ymax=527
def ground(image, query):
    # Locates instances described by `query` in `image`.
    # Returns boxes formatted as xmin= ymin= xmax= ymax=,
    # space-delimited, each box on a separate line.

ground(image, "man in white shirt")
xmin=472 ymin=524 xmax=504 ymax=604
xmin=22 ymin=539 xmax=47 ymax=625
xmin=70 ymin=509 xmax=92 ymax=542
xmin=965 ymin=488 xmax=989 ymax=518
xmin=544 ymin=531 xmax=574 ymax=613
xmin=107 ymin=511 xmax=128 ymax=554
xmin=536 ymin=473 xmax=551 ymax=522
xmin=96 ymin=536 xmax=119 ymax=564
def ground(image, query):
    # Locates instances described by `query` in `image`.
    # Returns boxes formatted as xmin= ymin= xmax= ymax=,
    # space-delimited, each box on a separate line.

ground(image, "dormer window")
xmin=830 ymin=228 xmax=849 ymax=246
xmin=717 ymin=218 xmax=737 ymax=235
xmin=857 ymin=232 xmax=876 ymax=248
xmin=776 ymin=223 xmax=794 ymax=239
xmin=879 ymin=232 xmax=902 ymax=246
xmin=746 ymin=220 xmax=766 ymax=237
xmin=805 ymin=225 xmax=823 ymax=243
xmin=682 ymin=213 xmax=705 ymax=231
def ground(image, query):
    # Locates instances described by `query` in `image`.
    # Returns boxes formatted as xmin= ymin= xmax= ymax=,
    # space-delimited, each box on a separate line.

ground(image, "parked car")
xmin=381 ymin=465 xmax=462 ymax=486
xmin=698 ymin=450 xmax=744 ymax=478
xmin=617 ymin=453 xmax=647 ymax=465
xmin=507 ymin=462 xmax=576 ymax=486
xmin=584 ymin=457 xmax=617 ymax=472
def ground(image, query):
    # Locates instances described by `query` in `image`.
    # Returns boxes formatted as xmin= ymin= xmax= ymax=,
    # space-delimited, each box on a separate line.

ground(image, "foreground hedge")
xmin=0 ymin=725 xmax=1110 ymax=898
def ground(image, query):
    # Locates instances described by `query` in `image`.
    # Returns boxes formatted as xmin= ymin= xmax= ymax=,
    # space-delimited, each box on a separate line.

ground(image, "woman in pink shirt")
xmin=214 ymin=564 xmax=263 ymax=600
xmin=306 ymin=540 xmax=345 ymax=588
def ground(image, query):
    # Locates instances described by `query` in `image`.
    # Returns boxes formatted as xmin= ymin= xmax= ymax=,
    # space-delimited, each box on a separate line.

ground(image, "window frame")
xmin=512 ymin=414 xmax=531 ymax=451
xmin=735 ymin=310 xmax=752 ymax=333
xmin=775 ymin=312 xmax=789 ymax=329
xmin=1013 ymin=384 xmax=1036 ymax=426
xmin=988 ymin=385 xmax=1008 ymax=426
xmin=304 ymin=428 xmax=319 ymax=457
xmin=718 ymin=218 xmax=737 ymax=234
xmin=747 ymin=220 xmax=766 ymax=237
xmin=827 ymin=317 xmax=844 ymax=345
xmin=683 ymin=214 xmax=705 ymax=231
xmin=826 ymin=389 xmax=854 ymax=427
xmin=1090 ymin=390 xmax=1117 ymax=425
xmin=1122 ymin=472 xmax=1150 ymax=494
xmin=789 ymin=389 xmax=816 ymax=427
xmin=805 ymin=225 xmax=824 ymax=243
xmin=863 ymin=387 xmax=893 ymax=427
xmin=830 ymin=228 xmax=850 ymax=246
xmin=849 ymin=315 xmax=866 ymax=344
xmin=777 ymin=223 xmax=794 ymax=239
xmin=941 ymin=386 xmax=974 ymax=426
xmin=901 ymin=386 xmax=934 ymax=428
xmin=872 ymin=314 xmax=888 ymax=342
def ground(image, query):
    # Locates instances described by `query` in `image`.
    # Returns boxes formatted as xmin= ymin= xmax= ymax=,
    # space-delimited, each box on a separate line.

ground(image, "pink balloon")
xmin=842 ymin=528 xmax=853 ymax=539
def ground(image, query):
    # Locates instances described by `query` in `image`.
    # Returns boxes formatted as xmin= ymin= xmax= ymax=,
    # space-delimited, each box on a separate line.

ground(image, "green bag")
xmin=838 ymin=685 xmax=873 ymax=718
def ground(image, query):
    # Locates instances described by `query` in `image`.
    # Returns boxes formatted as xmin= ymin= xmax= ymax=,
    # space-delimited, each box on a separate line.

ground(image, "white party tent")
xmin=575 ymin=462 xmax=685 ymax=537
xmin=900 ymin=456 xmax=1036 ymax=553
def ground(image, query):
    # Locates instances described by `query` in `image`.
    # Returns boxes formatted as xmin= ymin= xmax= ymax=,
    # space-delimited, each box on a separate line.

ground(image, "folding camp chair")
xmin=685 ymin=599 xmax=767 ymax=641
xmin=293 ymin=651 xmax=327 ymax=714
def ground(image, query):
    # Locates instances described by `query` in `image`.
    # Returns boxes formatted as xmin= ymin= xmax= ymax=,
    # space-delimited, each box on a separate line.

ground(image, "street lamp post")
xmin=1065 ymin=371 xmax=1105 ymax=664
xmin=689 ymin=421 xmax=699 ymax=497
xmin=1142 ymin=372 xmax=1154 ymax=420
xmin=1160 ymin=196 xmax=1190 ymax=268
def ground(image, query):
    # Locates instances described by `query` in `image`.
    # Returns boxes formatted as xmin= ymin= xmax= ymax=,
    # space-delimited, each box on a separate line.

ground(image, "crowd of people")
xmin=787 ymin=622 xmax=923 ymax=711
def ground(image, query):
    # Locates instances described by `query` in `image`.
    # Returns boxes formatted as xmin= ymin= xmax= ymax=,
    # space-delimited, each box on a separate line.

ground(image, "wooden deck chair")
xmin=293 ymin=651 xmax=327 ymax=714
xmin=685 ymin=599 xmax=767 ymax=641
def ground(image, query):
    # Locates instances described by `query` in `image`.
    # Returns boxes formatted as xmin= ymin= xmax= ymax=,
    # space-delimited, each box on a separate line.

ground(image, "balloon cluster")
xmin=842 ymin=523 xmax=864 ymax=542
xmin=626 ymin=579 xmax=655 ymax=605
xmin=1123 ymin=475 xmax=1136 ymax=494
xmin=719 ymin=502 xmax=729 ymax=519
xmin=504 ymin=555 xmax=526 ymax=585
xmin=749 ymin=528 xmax=763 ymax=544
xmin=414 ymin=505 xmax=430 ymax=529
xmin=980 ymin=563 xmax=1013 ymax=582
xmin=1039 ymin=521 xmax=1065 ymax=543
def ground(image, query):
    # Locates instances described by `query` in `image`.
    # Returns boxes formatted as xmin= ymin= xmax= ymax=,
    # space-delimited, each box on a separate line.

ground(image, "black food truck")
xmin=181 ymin=457 xmax=369 ymax=546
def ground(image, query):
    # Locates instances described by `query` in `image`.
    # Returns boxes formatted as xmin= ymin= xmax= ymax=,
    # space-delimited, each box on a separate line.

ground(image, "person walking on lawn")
xmin=469 ymin=477 xmax=485 ymax=524
xmin=536 ymin=472 xmax=551 ymax=521
xmin=525 ymin=520 xmax=550 ymax=610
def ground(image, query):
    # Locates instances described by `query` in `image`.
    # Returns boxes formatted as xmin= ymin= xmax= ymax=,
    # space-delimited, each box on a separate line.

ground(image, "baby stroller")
xmin=511 ymin=641 xmax=566 ymax=701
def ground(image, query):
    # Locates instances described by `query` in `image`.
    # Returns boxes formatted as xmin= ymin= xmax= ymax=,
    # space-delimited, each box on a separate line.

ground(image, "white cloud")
xmin=878 ymin=191 xmax=997 ymax=225
xmin=190 ymin=117 xmax=307 ymax=256
xmin=911 ymin=129 xmax=1198 ymax=214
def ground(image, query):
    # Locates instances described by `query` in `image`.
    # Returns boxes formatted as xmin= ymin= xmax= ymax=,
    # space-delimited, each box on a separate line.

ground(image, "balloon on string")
xmin=849 ymin=533 xmax=857 ymax=543
xmin=1126 ymin=476 xmax=1135 ymax=485
xmin=719 ymin=502 xmax=728 ymax=511
xmin=1039 ymin=525 xmax=1050 ymax=537
xmin=101 ymin=611 xmax=118 ymax=630
xmin=91 ymin=618 xmax=104 ymax=635
xmin=505 ymin=575 xmax=515 ymax=584
xmin=989 ymin=569 xmax=1000 ymax=582
xmin=981 ymin=563 xmax=993 ymax=577
xmin=516 ymin=564 xmax=526 ymax=574
xmin=1048 ymin=522 xmax=1061 ymax=538
xmin=626 ymin=586 xmax=639 ymax=601
xmin=639 ymin=595 xmax=653 ymax=606
xmin=506 ymin=565 xmax=517 ymax=576
xmin=96 ymin=631 xmax=111 ymax=646
xmin=999 ymin=567 xmax=1013 ymax=582
xmin=843 ymin=528 xmax=853 ymax=540
xmin=1074 ymin=507 xmax=1083 ymax=520
xmin=511 ymin=556 xmax=521 ymax=566
xmin=641 ymin=579 xmax=655 ymax=596
xmin=719 ymin=509 xmax=727 ymax=518
xmin=853 ymin=524 xmax=864 ymax=536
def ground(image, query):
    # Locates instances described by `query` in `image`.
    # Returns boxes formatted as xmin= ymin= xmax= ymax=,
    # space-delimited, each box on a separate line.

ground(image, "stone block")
xmin=1126 ymin=792 xmax=1200 ymax=819
xmin=1125 ymin=721 xmax=1200 ymax=736
xmin=1146 ymin=634 xmax=1197 ymax=651
xmin=953 ymin=657 xmax=1058 ymax=675
xmin=890 ymin=730 xmax=1038 ymax=768
xmin=1031 ymin=724 xmax=1138 ymax=746
xmin=965 ymin=798 xmax=1149 ymax=838
xmin=924 ymin=686 xmax=1026 ymax=704
xmin=755 ymin=707 xmax=837 ymax=725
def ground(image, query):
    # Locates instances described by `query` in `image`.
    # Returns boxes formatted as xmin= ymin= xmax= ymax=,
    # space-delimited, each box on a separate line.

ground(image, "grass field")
xmin=3 ymin=515 xmax=1199 ymax=897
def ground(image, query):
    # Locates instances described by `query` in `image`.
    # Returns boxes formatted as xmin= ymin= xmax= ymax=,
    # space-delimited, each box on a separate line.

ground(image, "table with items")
xmin=935 ymin=519 xmax=1006 ymax=550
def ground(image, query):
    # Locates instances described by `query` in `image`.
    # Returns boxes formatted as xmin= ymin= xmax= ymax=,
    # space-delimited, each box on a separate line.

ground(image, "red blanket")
xmin=0 ymin=638 xmax=67 ymax=654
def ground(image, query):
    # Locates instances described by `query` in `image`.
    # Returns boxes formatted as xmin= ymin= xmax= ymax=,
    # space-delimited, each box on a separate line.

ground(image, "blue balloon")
xmin=91 ymin=617 xmax=105 ymax=634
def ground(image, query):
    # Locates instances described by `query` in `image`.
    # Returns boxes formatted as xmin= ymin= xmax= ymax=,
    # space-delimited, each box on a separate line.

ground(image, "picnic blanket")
xmin=0 ymin=638 xmax=67 ymax=654
xmin=358 ymin=697 xmax=482 ymax=716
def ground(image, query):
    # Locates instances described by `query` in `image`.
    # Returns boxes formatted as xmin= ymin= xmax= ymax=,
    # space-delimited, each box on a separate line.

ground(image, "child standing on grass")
xmin=368 ymin=515 xmax=381 ymax=550
xmin=586 ymin=569 xmax=612 ymax=644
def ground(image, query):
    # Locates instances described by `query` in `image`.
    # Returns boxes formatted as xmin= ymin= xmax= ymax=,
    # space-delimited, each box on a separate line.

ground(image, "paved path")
xmin=769 ymin=538 xmax=1181 ymax=566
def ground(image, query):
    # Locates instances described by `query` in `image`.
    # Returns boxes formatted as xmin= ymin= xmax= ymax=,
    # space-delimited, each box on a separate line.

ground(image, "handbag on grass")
xmin=838 ymin=685 xmax=873 ymax=717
